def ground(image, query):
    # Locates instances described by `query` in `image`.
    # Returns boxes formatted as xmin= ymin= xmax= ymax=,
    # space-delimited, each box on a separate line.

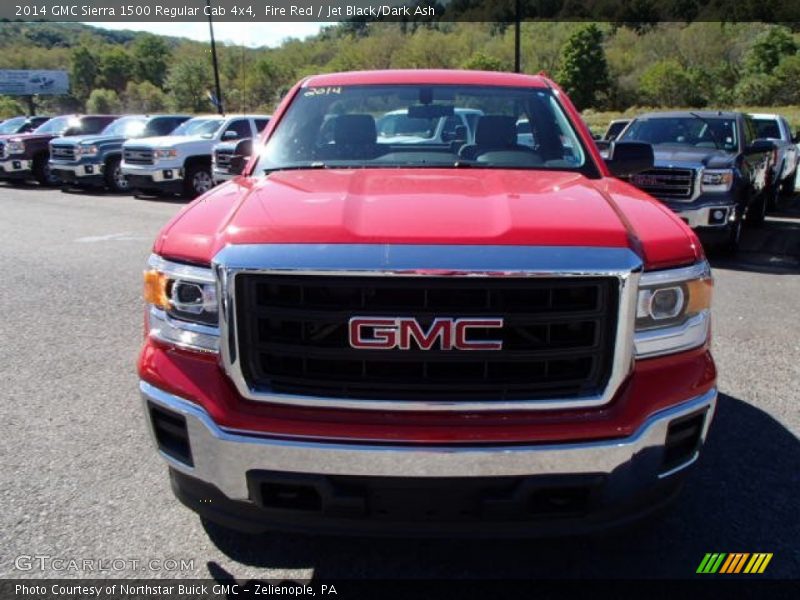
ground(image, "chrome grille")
xmin=234 ymin=275 xmax=619 ymax=403
xmin=50 ymin=144 xmax=76 ymax=161
xmin=214 ymin=149 xmax=233 ymax=169
xmin=123 ymin=147 xmax=154 ymax=165
xmin=630 ymin=168 xmax=695 ymax=200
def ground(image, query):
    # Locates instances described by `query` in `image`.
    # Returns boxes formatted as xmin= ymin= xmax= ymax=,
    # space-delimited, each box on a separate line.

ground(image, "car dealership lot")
xmin=1 ymin=185 xmax=798 ymax=580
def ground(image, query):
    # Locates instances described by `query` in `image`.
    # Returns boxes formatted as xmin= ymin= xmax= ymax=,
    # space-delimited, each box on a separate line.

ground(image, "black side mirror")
xmin=746 ymin=139 xmax=775 ymax=154
xmin=792 ymin=131 xmax=800 ymax=144
xmin=604 ymin=141 xmax=653 ymax=177
xmin=229 ymin=155 xmax=247 ymax=176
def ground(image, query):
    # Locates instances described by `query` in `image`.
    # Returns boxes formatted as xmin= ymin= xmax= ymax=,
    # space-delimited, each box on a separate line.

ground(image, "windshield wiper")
xmin=263 ymin=162 xmax=332 ymax=174
xmin=689 ymin=112 xmax=722 ymax=150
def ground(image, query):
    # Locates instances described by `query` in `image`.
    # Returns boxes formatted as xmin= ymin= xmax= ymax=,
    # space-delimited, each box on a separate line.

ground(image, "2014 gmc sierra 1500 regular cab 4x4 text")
xmin=139 ymin=70 xmax=717 ymax=537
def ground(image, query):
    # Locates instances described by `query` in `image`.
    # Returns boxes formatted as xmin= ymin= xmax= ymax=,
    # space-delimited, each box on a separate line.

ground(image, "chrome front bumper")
xmin=0 ymin=158 xmax=32 ymax=172
xmin=141 ymin=380 xmax=717 ymax=501
xmin=213 ymin=167 xmax=234 ymax=183
xmin=121 ymin=163 xmax=182 ymax=182
xmin=49 ymin=162 xmax=104 ymax=177
xmin=672 ymin=204 xmax=735 ymax=228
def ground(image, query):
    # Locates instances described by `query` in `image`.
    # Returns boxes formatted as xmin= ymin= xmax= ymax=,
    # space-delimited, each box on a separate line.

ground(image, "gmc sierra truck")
xmin=49 ymin=114 xmax=190 ymax=192
xmin=618 ymin=111 xmax=775 ymax=253
xmin=140 ymin=70 xmax=717 ymax=536
xmin=0 ymin=114 xmax=117 ymax=185
xmin=749 ymin=112 xmax=799 ymax=201
xmin=121 ymin=114 xmax=270 ymax=198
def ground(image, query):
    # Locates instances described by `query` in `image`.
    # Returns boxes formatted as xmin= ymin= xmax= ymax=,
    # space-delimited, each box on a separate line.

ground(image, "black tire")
xmin=722 ymin=216 xmax=742 ymax=255
xmin=33 ymin=154 xmax=59 ymax=186
xmin=745 ymin=193 xmax=767 ymax=226
xmin=779 ymin=174 xmax=797 ymax=197
xmin=183 ymin=163 xmax=214 ymax=199
xmin=104 ymin=156 xmax=129 ymax=193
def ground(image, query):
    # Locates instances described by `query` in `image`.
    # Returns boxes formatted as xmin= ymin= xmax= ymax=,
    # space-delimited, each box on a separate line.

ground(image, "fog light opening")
xmin=148 ymin=402 xmax=193 ymax=467
xmin=661 ymin=411 xmax=705 ymax=474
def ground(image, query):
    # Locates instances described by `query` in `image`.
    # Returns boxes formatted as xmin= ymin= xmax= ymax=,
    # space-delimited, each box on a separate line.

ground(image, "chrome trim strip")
xmin=140 ymin=380 xmax=717 ymax=500
xmin=148 ymin=307 xmax=219 ymax=353
xmin=147 ymin=254 xmax=216 ymax=284
xmin=212 ymin=244 xmax=643 ymax=412
xmin=634 ymin=310 xmax=709 ymax=359
xmin=639 ymin=260 xmax=710 ymax=287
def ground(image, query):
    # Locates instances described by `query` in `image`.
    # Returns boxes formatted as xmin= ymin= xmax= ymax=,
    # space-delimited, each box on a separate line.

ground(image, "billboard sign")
xmin=0 ymin=70 xmax=69 ymax=95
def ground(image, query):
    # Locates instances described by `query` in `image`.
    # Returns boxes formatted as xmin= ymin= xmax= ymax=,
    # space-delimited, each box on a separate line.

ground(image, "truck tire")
xmin=745 ymin=193 xmax=766 ymax=226
xmin=33 ymin=154 xmax=59 ymax=186
xmin=779 ymin=173 xmax=797 ymax=197
xmin=104 ymin=156 xmax=128 ymax=193
xmin=183 ymin=163 xmax=214 ymax=198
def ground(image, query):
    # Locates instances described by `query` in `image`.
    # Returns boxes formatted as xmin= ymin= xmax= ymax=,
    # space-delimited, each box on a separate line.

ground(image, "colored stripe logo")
xmin=697 ymin=553 xmax=773 ymax=574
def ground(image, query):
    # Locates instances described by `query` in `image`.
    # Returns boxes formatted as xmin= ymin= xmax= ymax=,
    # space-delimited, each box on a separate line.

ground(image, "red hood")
xmin=155 ymin=169 xmax=700 ymax=269
xmin=7 ymin=132 xmax=58 ymax=143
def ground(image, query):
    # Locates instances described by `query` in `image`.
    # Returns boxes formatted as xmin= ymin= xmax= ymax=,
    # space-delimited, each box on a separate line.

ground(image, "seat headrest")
xmin=475 ymin=115 xmax=518 ymax=146
xmin=333 ymin=114 xmax=377 ymax=145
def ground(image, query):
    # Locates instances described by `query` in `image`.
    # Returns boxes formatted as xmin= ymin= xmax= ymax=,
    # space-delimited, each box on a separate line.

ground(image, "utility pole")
xmin=207 ymin=0 xmax=224 ymax=115
xmin=514 ymin=0 xmax=521 ymax=73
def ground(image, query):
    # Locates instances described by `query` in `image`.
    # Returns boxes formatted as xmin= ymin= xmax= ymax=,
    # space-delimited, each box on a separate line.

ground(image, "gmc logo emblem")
xmin=348 ymin=317 xmax=504 ymax=351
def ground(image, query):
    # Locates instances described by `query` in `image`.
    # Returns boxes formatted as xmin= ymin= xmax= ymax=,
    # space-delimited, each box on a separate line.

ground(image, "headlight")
xmin=701 ymin=169 xmax=733 ymax=193
xmin=7 ymin=141 xmax=25 ymax=154
xmin=634 ymin=261 xmax=713 ymax=358
xmin=143 ymin=255 xmax=219 ymax=353
xmin=77 ymin=144 xmax=98 ymax=157
xmin=154 ymin=148 xmax=178 ymax=160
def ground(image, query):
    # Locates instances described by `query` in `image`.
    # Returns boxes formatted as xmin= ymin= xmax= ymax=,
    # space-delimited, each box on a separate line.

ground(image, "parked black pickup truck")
xmin=618 ymin=111 xmax=775 ymax=253
xmin=0 ymin=115 xmax=117 ymax=185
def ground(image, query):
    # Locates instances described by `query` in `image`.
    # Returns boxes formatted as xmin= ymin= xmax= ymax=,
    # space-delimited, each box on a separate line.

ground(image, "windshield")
xmin=621 ymin=116 xmax=738 ymax=152
xmin=0 ymin=117 xmax=26 ymax=134
xmin=101 ymin=116 xmax=147 ymax=137
xmin=33 ymin=116 xmax=75 ymax=135
xmin=170 ymin=117 xmax=224 ymax=138
xmin=753 ymin=118 xmax=781 ymax=139
xmin=256 ymin=84 xmax=587 ymax=172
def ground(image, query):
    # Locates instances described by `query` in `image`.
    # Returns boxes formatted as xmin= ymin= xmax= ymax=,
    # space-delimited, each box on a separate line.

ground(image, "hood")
xmin=653 ymin=146 xmax=735 ymax=169
xmin=124 ymin=135 xmax=204 ymax=148
xmin=9 ymin=132 xmax=59 ymax=143
xmin=155 ymin=169 xmax=700 ymax=269
xmin=52 ymin=133 xmax=123 ymax=146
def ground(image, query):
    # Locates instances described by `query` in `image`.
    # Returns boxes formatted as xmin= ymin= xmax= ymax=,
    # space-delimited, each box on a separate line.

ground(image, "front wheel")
xmin=745 ymin=193 xmax=767 ymax=226
xmin=104 ymin=156 xmax=129 ymax=193
xmin=33 ymin=155 xmax=59 ymax=186
xmin=183 ymin=164 xmax=214 ymax=198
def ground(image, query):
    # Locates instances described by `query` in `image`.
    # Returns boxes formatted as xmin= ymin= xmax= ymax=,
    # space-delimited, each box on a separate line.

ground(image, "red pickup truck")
xmin=139 ymin=70 xmax=717 ymax=536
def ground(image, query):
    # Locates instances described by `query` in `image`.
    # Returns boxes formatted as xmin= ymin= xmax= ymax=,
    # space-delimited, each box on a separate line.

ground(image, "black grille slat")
xmin=215 ymin=149 xmax=233 ymax=167
xmin=235 ymin=275 xmax=618 ymax=402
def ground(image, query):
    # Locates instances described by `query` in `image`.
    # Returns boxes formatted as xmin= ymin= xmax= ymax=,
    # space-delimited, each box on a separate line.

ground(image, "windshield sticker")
xmin=304 ymin=87 xmax=342 ymax=97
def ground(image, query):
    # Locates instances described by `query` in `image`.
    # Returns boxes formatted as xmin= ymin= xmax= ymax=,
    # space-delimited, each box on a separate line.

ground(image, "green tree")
xmin=0 ymin=96 xmax=25 ymax=118
xmin=165 ymin=57 xmax=213 ymax=112
xmin=70 ymin=45 xmax=97 ymax=102
xmin=85 ymin=88 xmax=122 ymax=114
xmin=97 ymin=47 xmax=136 ymax=93
xmin=556 ymin=24 xmax=610 ymax=110
xmin=771 ymin=54 xmax=800 ymax=105
xmin=733 ymin=73 xmax=781 ymax=106
xmin=132 ymin=34 xmax=171 ymax=87
xmin=461 ymin=51 xmax=504 ymax=71
xmin=123 ymin=81 xmax=167 ymax=113
xmin=745 ymin=26 xmax=797 ymax=75
xmin=639 ymin=59 xmax=705 ymax=107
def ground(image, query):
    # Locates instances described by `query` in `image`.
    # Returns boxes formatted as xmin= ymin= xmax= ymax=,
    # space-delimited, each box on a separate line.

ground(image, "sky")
xmin=86 ymin=22 xmax=327 ymax=48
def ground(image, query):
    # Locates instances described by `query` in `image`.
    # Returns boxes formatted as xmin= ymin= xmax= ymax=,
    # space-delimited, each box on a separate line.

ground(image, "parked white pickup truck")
xmin=121 ymin=114 xmax=270 ymax=198
xmin=750 ymin=113 xmax=800 ymax=201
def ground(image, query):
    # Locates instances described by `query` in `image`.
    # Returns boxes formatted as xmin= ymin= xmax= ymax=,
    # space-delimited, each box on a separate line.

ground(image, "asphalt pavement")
xmin=1 ymin=184 xmax=798 ymax=581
